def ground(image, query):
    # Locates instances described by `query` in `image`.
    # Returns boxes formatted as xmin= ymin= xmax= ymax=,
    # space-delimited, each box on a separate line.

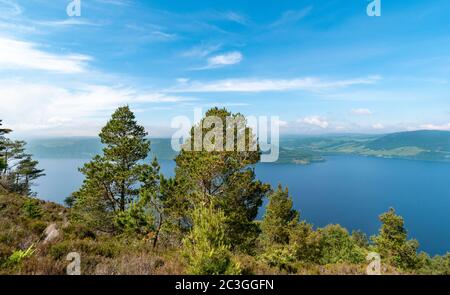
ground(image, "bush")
xmin=22 ymin=198 xmax=43 ymax=219
xmin=49 ymin=242 xmax=70 ymax=260
xmin=62 ymin=223 xmax=96 ymax=240
xmin=259 ymin=244 xmax=297 ymax=273
xmin=182 ymin=204 xmax=241 ymax=275
xmin=5 ymin=244 xmax=35 ymax=266
xmin=29 ymin=220 xmax=47 ymax=235
xmin=317 ymin=224 xmax=365 ymax=265
xmin=290 ymin=221 xmax=322 ymax=263
xmin=114 ymin=202 xmax=154 ymax=236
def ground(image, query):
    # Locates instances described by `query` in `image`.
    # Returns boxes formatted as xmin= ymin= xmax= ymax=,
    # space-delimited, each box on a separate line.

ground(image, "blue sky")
xmin=1 ymin=0 xmax=450 ymax=137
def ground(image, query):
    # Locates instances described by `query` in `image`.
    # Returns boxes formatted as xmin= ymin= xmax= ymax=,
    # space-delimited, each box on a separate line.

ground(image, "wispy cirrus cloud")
xmin=192 ymin=51 xmax=243 ymax=70
xmin=0 ymin=0 xmax=22 ymax=17
xmin=168 ymin=76 xmax=381 ymax=93
xmin=220 ymin=11 xmax=249 ymax=26
xmin=0 ymin=37 xmax=91 ymax=73
xmin=181 ymin=43 xmax=222 ymax=58
xmin=35 ymin=18 xmax=103 ymax=27
xmin=95 ymin=0 xmax=132 ymax=5
xmin=270 ymin=6 xmax=313 ymax=27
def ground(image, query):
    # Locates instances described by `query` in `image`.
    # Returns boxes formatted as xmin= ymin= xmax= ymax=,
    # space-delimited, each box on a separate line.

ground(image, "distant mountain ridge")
xmin=25 ymin=130 xmax=450 ymax=163
xmin=26 ymin=137 xmax=177 ymax=160
xmin=279 ymin=130 xmax=450 ymax=163
xmin=365 ymin=130 xmax=450 ymax=151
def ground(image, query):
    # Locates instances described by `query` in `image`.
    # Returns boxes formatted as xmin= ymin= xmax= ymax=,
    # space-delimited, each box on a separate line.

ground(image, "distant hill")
xmin=25 ymin=130 xmax=450 ymax=163
xmin=26 ymin=137 xmax=177 ymax=161
xmin=365 ymin=130 xmax=450 ymax=151
xmin=279 ymin=130 xmax=450 ymax=163
xmin=26 ymin=137 xmax=103 ymax=159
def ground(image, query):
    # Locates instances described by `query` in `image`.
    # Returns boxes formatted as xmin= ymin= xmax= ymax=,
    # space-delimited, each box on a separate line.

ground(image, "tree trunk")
xmin=120 ymin=182 xmax=126 ymax=211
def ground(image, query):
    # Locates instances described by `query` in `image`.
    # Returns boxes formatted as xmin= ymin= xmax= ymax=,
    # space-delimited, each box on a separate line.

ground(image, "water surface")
xmin=34 ymin=156 xmax=450 ymax=255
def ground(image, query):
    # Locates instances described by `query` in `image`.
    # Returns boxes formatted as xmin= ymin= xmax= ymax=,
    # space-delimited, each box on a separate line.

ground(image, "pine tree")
xmin=0 ymin=120 xmax=9 ymax=171
xmin=372 ymin=207 xmax=419 ymax=269
xmin=172 ymin=108 xmax=270 ymax=250
xmin=260 ymin=185 xmax=299 ymax=246
xmin=70 ymin=106 xmax=160 ymax=232
xmin=0 ymin=121 xmax=44 ymax=194
xmin=258 ymin=185 xmax=300 ymax=271
xmin=14 ymin=156 xmax=45 ymax=195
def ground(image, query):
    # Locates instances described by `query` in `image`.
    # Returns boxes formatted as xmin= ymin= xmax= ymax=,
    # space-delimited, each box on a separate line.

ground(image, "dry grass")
xmin=0 ymin=192 xmax=417 ymax=275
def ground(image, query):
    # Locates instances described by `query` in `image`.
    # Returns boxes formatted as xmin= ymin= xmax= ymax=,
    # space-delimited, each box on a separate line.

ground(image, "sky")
xmin=1 ymin=0 xmax=450 ymax=137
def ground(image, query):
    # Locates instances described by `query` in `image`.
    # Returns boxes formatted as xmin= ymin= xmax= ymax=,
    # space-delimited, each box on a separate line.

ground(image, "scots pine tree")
xmin=372 ymin=207 xmax=419 ymax=269
xmin=0 ymin=121 xmax=44 ymax=194
xmin=172 ymin=108 xmax=270 ymax=251
xmin=259 ymin=185 xmax=299 ymax=271
xmin=0 ymin=120 xmax=10 ymax=171
xmin=70 ymin=106 xmax=160 ymax=233
xmin=260 ymin=185 xmax=299 ymax=245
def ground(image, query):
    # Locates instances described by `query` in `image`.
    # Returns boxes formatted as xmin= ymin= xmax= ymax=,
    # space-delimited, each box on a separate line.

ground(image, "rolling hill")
xmin=24 ymin=130 xmax=450 ymax=164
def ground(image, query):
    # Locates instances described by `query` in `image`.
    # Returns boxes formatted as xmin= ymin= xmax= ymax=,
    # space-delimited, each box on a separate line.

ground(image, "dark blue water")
xmin=34 ymin=156 xmax=450 ymax=255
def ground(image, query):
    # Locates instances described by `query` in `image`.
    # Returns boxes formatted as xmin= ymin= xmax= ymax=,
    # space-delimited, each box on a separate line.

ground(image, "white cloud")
xmin=0 ymin=37 xmax=91 ymax=73
xmin=0 ymin=79 xmax=192 ymax=135
xmin=221 ymin=11 xmax=248 ymax=25
xmin=203 ymin=51 xmax=243 ymax=69
xmin=276 ymin=119 xmax=288 ymax=127
xmin=181 ymin=43 xmax=221 ymax=58
xmin=352 ymin=108 xmax=373 ymax=115
xmin=35 ymin=18 xmax=102 ymax=27
xmin=270 ymin=7 xmax=313 ymax=27
xmin=169 ymin=76 xmax=380 ymax=93
xmin=95 ymin=0 xmax=131 ymax=5
xmin=372 ymin=123 xmax=384 ymax=130
xmin=299 ymin=116 xmax=329 ymax=129
xmin=419 ymin=123 xmax=450 ymax=131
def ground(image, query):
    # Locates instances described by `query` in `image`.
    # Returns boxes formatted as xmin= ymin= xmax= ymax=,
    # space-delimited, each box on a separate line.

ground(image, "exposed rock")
xmin=43 ymin=223 xmax=59 ymax=244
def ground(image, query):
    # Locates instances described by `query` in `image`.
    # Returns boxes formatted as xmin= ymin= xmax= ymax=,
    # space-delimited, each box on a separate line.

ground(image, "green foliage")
xmin=0 ymin=158 xmax=5 ymax=172
xmin=70 ymin=106 xmax=161 ymax=234
xmin=0 ymin=121 xmax=44 ymax=195
xmin=258 ymin=185 xmax=300 ymax=272
xmin=260 ymin=185 xmax=299 ymax=246
xmin=351 ymin=230 xmax=369 ymax=248
xmin=317 ymin=224 xmax=366 ymax=265
xmin=22 ymin=198 xmax=43 ymax=219
xmin=258 ymin=244 xmax=296 ymax=272
xmin=372 ymin=208 xmax=420 ymax=269
xmin=173 ymin=108 xmax=270 ymax=251
xmin=182 ymin=203 xmax=241 ymax=275
xmin=0 ymin=120 xmax=11 ymax=172
xmin=115 ymin=202 xmax=155 ymax=236
xmin=416 ymin=253 xmax=450 ymax=275
xmin=6 ymin=244 xmax=35 ymax=266
xmin=289 ymin=221 xmax=322 ymax=263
